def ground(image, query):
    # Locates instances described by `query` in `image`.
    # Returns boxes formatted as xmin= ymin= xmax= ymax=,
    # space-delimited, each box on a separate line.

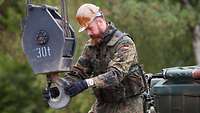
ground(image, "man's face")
xmin=85 ymin=19 xmax=103 ymax=39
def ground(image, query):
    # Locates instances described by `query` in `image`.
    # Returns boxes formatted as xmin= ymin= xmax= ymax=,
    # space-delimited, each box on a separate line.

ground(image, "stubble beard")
xmin=90 ymin=27 xmax=104 ymax=45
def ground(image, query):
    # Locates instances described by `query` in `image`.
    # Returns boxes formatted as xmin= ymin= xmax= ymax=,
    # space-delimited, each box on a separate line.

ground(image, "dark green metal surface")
xmin=152 ymin=79 xmax=200 ymax=113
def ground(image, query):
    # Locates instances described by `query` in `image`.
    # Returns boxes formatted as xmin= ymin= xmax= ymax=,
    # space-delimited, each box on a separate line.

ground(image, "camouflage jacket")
xmin=65 ymin=23 xmax=144 ymax=103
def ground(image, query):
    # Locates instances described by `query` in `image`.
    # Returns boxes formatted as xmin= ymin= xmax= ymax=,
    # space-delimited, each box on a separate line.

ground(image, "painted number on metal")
xmin=35 ymin=46 xmax=51 ymax=58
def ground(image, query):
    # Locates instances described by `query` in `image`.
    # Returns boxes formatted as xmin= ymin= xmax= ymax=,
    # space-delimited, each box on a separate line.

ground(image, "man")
xmin=45 ymin=3 xmax=145 ymax=113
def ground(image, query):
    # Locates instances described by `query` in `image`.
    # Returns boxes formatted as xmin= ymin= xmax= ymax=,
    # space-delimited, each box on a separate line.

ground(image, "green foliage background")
xmin=0 ymin=0 xmax=199 ymax=113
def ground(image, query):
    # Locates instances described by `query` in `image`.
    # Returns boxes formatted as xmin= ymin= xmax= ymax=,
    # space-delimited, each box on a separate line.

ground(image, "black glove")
xmin=42 ymin=87 xmax=60 ymax=101
xmin=64 ymin=80 xmax=88 ymax=97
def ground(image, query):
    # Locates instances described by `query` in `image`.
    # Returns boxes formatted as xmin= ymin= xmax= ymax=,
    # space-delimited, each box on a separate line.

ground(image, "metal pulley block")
xmin=22 ymin=0 xmax=76 ymax=74
xmin=47 ymin=77 xmax=71 ymax=109
xmin=22 ymin=0 xmax=75 ymax=109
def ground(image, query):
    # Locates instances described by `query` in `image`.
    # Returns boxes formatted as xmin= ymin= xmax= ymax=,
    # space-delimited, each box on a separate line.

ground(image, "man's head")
xmin=76 ymin=3 xmax=107 ymax=41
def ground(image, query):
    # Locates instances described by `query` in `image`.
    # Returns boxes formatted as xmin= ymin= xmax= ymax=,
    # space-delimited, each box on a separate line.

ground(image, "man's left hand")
xmin=64 ymin=80 xmax=88 ymax=97
xmin=64 ymin=78 xmax=95 ymax=97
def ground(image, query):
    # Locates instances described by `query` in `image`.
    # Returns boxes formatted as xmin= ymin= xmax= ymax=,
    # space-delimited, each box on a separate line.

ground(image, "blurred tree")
xmin=0 ymin=54 xmax=48 ymax=113
xmin=104 ymin=0 xmax=197 ymax=72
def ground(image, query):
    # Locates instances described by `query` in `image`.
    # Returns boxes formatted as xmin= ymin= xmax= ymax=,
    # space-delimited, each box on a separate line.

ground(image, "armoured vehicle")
xmin=144 ymin=66 xmax=200 ymax=113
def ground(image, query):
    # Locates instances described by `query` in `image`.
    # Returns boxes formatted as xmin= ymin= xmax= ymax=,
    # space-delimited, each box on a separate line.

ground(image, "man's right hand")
xmin=42 ymin=87 xmax=60 ymax=101
xmin=48 ymin=73 xmax=59 ymax=82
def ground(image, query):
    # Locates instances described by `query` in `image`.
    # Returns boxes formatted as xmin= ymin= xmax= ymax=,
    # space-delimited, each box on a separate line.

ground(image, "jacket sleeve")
xmin=64 ymin=44 xmax=92 ymax=82
xmin=93 ymin=36 xmax=139 ymax=88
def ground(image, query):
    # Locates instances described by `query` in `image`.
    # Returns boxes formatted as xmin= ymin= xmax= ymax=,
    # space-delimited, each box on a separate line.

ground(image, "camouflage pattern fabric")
xmin=64 ymin=22 xmax=144 ymax=113
xmin=88 ymin=95 xmax=143 ymax=113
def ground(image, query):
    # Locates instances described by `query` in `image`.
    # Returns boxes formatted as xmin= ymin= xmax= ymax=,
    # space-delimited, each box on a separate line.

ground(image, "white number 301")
xmin=35 ymin=46 xmax=51 ymax=58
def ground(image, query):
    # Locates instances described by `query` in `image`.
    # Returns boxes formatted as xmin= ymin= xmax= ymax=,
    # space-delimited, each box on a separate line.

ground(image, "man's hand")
xmin=42 ymin=87 xmax=60 ymax=101
xmin=48 ymin=73 xmax=59 ymax=82
xmin=64 ymin=80 xmax=88 ymax=97
xmin=64 ymin=78 xmax=94 ymax=97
